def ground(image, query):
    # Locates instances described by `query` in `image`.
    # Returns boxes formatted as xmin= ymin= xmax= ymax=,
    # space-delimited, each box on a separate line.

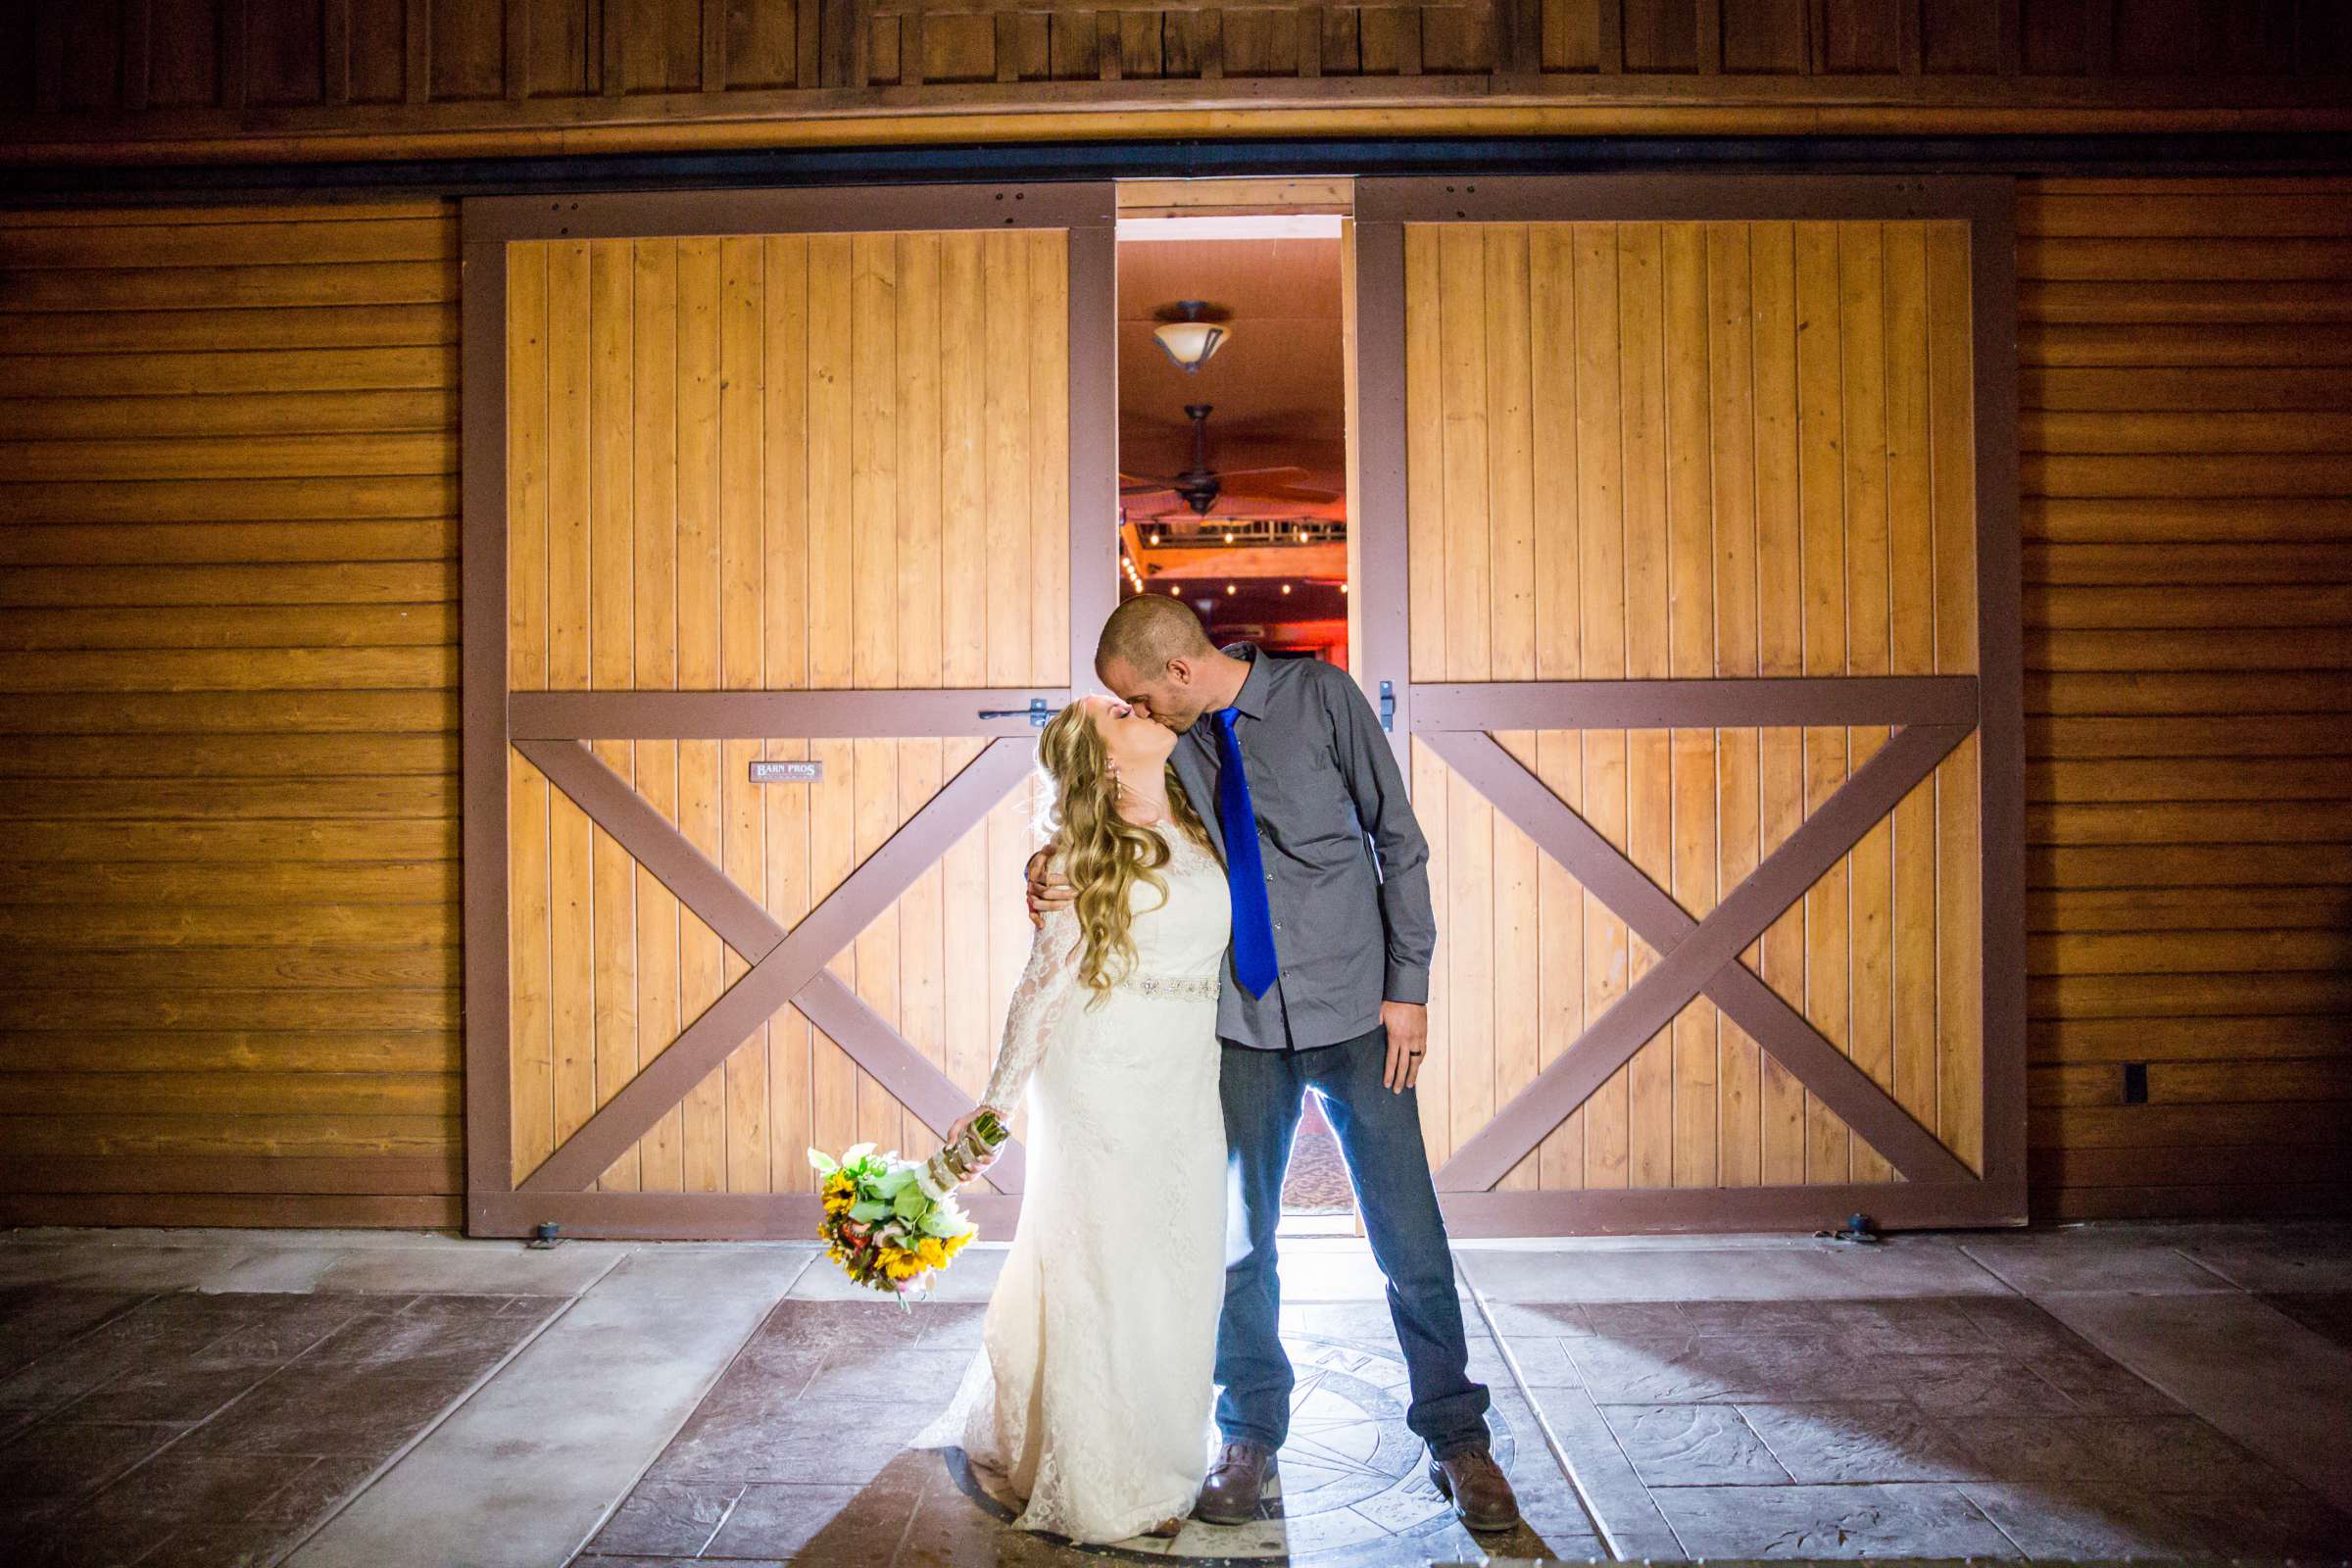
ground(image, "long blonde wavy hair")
xmin=1036 ymin=701 xmax=1217 ymax=1003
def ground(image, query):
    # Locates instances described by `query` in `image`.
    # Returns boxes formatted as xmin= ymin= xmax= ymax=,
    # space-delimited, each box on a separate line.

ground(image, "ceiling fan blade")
xmin=1210 ymin=465 xmax=1310 ymax=480
xmin=1219 ymin=480 xmax=1340 ymax=500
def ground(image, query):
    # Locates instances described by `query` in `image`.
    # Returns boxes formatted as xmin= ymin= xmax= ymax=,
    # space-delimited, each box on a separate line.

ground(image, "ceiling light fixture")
xmin=1152 ymin=301 xmax=1228 ymax=374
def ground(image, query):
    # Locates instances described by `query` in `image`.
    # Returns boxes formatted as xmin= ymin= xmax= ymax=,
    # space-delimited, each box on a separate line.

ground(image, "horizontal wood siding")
xmin=0 ymin=200 xmax=464 ymax=1229
xmin=2019 ymin=176 xmax=2352 ymax=1222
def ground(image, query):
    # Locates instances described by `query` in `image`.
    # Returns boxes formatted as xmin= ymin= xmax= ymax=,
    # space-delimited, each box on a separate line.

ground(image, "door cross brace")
xmin=1424 ymin=724 xmax=1976 ymax=1193
xmin=510 ymin=735 xmax=1036 ymax=1195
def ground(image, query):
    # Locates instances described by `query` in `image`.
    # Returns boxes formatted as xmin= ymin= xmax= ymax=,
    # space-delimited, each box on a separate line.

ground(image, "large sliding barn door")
xmin=1351 ymin=178 xmax=2025 ymax=1233
xmin=460 ymin=186 xmax=1114 ymax=1239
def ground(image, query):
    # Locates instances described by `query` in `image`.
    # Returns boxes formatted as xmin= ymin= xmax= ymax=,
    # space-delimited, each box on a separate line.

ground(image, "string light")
xmin=1149 ymin=531 xmax=1162 ymax=546
xmin=1226 ymin=584 xmax=1237 ymax=596
xmin=1280 ymin=583 xmax=1292 ymax=595
xmin=1341 ymin=582 xmax=1350 ymax=594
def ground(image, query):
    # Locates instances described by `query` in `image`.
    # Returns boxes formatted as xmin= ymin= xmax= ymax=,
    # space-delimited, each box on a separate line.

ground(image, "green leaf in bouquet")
xmin=841 ymin=1143 xmax=876 ymax=1170
xmin=848 ymin=1199 xmax=892 ymax=1222
xmin=873 ymin=1165 xmax=916 ymax=1198
xmin=892 ymin=1186 xmax=929 ymax=1221
xmin=807 ymin=1148 xmax=839 ymax=1175
xmin=917 ymin=1204 xmax=972 ymax=1239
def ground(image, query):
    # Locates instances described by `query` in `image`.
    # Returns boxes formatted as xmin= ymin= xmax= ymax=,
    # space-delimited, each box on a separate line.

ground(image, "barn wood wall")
xmin=2 ymin=0 xmax=2348 ymax=163
xmin=0 ymin=174 xmax=2344 ymax=1227
xmin=2017 ymin=178 xmax=2352 ymax=1222
xmin=0 ymin=199 xmax=464 ymax=1228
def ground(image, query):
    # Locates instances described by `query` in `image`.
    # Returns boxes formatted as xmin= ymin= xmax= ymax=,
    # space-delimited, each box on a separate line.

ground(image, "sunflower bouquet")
xmin=807 ymin=1141 xmax=981 ymax=1309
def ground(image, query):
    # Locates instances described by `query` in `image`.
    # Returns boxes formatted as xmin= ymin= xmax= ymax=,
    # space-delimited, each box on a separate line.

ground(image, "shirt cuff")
xmin=1384 ymin=965 xmax=1431 ymax=1005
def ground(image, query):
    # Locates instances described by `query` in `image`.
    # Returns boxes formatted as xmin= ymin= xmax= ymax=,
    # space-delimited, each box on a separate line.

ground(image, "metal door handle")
xmin=977 ymin=698 xmax=1053 ymax=728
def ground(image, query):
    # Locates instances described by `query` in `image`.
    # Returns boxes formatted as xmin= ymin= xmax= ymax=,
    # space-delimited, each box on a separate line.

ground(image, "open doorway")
xmin=1114 ymin=191 xmax=1357 ymax=1231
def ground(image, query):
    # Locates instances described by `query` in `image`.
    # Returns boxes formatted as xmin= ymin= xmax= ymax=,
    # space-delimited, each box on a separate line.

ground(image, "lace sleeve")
xmin=979 ymin=904 xmax=1084 ymax=1115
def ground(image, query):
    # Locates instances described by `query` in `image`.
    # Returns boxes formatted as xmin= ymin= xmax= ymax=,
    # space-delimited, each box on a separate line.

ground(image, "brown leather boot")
xmin=1196 ymin=1439 xmax=1278 ymax=1526
xmin=1429 ymin=1444 xmax=1521 ymax=1532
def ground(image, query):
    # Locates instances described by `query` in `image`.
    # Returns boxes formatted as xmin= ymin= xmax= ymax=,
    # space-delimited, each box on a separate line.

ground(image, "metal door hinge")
xmin=1379 ymin=680 xmax=1396 ymax=733
xmin=978 ymin=697 xmax=1053 ymax=728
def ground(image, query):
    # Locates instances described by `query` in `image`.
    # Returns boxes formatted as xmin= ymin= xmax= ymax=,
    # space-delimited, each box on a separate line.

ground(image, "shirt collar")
xmin=1220 ymin=642 xmax=1274 ymax=721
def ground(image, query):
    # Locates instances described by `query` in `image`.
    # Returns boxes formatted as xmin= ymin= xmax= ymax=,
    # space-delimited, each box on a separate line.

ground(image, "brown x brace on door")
xmin=1348 ymin=176 xmax=2028 ymax=1233
xmin=460 ymin=184 xmax=1116 ymax=1240
xmin=462 ymin=173 xmax=2024 ymax=1241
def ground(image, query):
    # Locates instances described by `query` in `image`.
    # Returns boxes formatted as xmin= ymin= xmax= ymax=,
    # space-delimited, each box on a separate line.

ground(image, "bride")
xmin=915 ymin=693 xmax=1233 ymax=1544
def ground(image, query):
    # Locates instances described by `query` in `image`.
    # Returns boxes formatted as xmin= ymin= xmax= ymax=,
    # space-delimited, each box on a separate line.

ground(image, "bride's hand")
xmin=944 ymin=1108 xmax=1004 ymax=1178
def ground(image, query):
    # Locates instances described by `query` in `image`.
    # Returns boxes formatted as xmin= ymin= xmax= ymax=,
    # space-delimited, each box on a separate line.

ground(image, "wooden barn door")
xmin=459 ymin=185 xmax=1115 ymax=1239
xmin=1350 ymin=177 xmax=2027 ymax=1232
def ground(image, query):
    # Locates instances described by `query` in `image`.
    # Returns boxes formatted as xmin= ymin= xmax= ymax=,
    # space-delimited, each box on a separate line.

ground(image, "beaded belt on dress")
xmin=1115 ymin=972 xmax=1221 ymax=1002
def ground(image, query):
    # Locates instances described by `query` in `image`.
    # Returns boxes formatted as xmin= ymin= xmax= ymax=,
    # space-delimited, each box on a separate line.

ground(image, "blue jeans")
xmin=1214 ymin=1024 xmax=1493 ymax=1459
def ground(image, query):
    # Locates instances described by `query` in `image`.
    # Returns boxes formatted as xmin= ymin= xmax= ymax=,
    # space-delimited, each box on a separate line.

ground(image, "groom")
xmin=1028 ymin=594 xmax=1520 ymax=1533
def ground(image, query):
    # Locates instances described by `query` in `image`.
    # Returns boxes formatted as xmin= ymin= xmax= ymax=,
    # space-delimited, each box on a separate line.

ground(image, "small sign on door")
xmin=750 ymin=760 xmax=823 ymax=784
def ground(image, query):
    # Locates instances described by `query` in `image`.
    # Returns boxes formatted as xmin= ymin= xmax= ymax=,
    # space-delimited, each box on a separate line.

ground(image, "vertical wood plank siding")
xmin=1401 ymin=217 xmax=1984 ymax=1194
xmin=500 ymin=228 xmax=1066 ymax=1196
xmin=6 ymin=0 xmax=2347 ymax=152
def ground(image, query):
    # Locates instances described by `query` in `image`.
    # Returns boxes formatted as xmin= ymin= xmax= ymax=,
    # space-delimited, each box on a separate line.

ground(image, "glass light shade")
xmin=1153 ymin=319 xmax=1227 ymax=372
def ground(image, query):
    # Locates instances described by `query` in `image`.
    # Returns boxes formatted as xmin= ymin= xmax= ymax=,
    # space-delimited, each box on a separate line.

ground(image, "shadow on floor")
xmin=571 ymin=1300 xmax=1604 ymax=1566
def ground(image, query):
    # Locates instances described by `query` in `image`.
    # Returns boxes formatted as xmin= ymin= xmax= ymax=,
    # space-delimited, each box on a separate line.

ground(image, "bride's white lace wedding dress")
xmin=913 ymin=824 xmax=1231 ymax=1544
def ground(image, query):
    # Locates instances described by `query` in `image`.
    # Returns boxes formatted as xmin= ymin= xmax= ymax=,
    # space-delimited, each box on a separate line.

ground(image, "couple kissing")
xmin=911 ymin=593 xmax=1519 ymax=1544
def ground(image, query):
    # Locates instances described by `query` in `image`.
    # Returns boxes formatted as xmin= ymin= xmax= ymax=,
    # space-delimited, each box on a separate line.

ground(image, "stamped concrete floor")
xmin=1 ymin=1221 xmax=2349 ymax=1565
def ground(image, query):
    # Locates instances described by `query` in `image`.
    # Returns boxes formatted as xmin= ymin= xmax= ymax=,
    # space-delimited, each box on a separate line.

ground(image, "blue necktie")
xmin=1215 ymin=708 xmax=1281 ymax=999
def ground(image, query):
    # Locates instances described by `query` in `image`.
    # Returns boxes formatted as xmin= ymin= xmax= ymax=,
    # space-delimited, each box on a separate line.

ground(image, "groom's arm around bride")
xmin=1058 ymin=599 xmax=1519 ymax=1533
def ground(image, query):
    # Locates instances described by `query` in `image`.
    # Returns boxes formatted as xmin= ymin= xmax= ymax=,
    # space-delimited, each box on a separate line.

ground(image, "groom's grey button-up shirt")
xmin=1168 ymin=644 xmax=1437 ymax=1053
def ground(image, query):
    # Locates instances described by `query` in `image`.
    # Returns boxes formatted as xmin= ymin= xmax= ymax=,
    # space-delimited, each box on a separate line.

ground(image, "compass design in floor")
xmin=943 ymin=1330 xmax=1514 ymax=1563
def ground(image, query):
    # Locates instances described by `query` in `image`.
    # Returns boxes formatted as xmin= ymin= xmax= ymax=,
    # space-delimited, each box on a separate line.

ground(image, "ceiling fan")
xmin=1119 ymin=403 xmax=1339 ymax=517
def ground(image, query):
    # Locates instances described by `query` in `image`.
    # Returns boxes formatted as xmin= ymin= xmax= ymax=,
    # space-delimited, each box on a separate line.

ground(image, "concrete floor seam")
xmin=1456 ymin=1259 xmax=1626 ymax=1562
xmin=274 ymin=1278 xmax=604 ymax=1566
xmin=551 ymin=1244 xmax=826 ymax=1565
